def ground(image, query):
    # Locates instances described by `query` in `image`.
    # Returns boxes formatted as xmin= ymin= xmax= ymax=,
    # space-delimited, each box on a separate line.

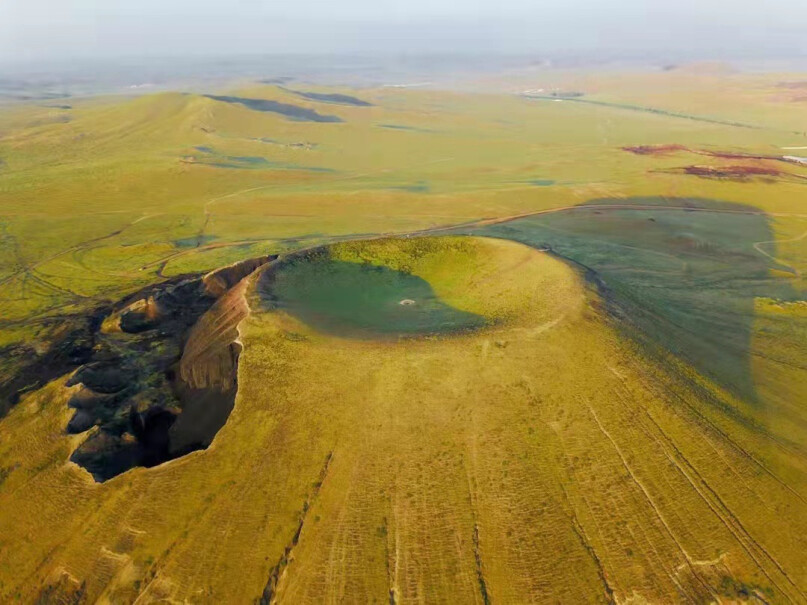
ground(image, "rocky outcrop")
xmin=65 ymin=255 xmax=275 ymax=481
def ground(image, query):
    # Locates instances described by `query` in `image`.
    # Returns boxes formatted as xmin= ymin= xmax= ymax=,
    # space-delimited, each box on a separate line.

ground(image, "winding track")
xmin=0 ymin=213 xmax=160 ymax=289
xmin=752 ymin=228 xmax=807 ymax=278
xmin=3 ymin=202 xmax=805 ymax=328
xmin=140 ymin=203 xmax=807 ymax=273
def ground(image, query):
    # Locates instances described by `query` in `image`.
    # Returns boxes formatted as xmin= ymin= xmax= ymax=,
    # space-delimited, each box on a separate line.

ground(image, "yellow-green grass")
xmin=1 ymin=236 xmax=804 ymax=602
xmin=0 ymin=70 xmax=806 ymax=603
xmin=1 ymin=75 xmax=804 ymax=432
xmin=325 ymin=236 xmax=571 ymax=322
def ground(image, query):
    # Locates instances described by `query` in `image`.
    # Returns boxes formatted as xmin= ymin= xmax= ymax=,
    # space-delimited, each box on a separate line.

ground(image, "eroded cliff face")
xmin=202 ymin=256 xmax=271 ymax=298
xmin=65 ymin=255 xmax=275 ymax=481
xmin=169 ymin=278 xmax=253 ymax=456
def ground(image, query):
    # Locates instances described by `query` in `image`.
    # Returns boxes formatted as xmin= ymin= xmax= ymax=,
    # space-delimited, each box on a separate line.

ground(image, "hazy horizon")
xmin=2 ymin=0 xmax=806 ymax=65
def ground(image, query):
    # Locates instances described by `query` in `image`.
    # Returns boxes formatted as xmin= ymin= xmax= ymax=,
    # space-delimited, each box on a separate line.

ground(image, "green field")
xmin=0 ymin=67 xmax=806 ymax=603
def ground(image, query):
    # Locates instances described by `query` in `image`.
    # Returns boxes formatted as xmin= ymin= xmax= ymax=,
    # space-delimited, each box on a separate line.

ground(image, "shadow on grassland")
xmin=465 ymin=197 xmax=802 ymax=406
xmin=204 ymin=95 xmax=343 ymax=123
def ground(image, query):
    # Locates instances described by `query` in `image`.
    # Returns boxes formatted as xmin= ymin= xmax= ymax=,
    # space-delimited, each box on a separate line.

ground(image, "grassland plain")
xmin=0 ymin=68 xmax=805 ymax=603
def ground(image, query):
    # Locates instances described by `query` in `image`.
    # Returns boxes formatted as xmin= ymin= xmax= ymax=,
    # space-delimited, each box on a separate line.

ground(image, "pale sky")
xmin=1 ymin=0 xmax=806 ymax=63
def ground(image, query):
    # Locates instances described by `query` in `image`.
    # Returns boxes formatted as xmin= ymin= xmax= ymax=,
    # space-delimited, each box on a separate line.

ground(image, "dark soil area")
xmin=66 ymin=274 xmax=222 ymax=480
xmin=0 ymin=312 xmax=102 ymax=417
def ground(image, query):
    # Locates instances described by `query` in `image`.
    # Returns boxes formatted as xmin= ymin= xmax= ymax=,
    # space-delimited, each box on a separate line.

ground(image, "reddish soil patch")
xmin=623 ymin=144 xmax=783 ymax=162
xmin=623 ymin=144 xmax=689 ymax=155
xmin=680 ymin=165 xmax=783 ymax=181
xmin=704 ymin=150 xmax=779 ymax=161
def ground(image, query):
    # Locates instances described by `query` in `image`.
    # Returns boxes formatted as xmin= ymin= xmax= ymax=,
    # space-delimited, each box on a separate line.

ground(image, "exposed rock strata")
xmin=65 ymin=256 xmax=274 ymax=481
